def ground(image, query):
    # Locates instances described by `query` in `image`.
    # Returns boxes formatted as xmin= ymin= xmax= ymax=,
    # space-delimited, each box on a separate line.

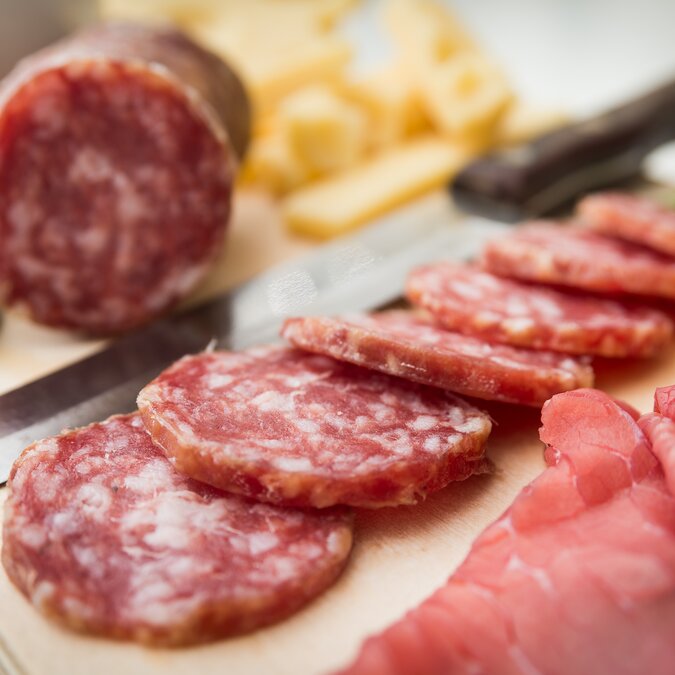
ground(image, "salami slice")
xmin=406 ymin=262 xmax=673 ymax=357
xmin=337 ymin=390 xmax=675 ymax=675
xmin=2 ymin=413 xmax=352 ymax=646
xmin=578 ymin=192 xmax=675 ymax=257
xmin=137 ymin=346 xmax=492 ymax=509
xmin=481 ymin=223 xmax=675 ymax=300
xmin=0 ymin=22 xmax=250 ymax=334
xmin=281 ymin=311 xmax=594 ymax=407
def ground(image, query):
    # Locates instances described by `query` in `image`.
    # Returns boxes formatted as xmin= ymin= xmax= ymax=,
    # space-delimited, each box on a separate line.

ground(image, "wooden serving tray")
xmin=1 ymin=193 xmax=674 ymax=675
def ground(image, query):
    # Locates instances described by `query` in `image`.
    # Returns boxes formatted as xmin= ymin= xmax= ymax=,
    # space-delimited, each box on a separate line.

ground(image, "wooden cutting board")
xmin=1 ymin=191 xmax=674 ymax=675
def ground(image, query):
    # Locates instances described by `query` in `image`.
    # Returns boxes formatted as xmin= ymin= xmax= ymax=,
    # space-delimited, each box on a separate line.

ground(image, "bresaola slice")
xmin=336 ymin=389 xmax=675 ymax=675
xmin=281 ymin=312 xmax=593 ymax=407
xmin=406 ymin=263 xmax=673 ymax=357
xmin=578 ymin=192 xmax=675 ymax=257
xmin=481 ymin=223 xmax=675 ymax=300
xmin=2 ymin=413 xmax=353 ymax=646
xmin=137 ymin=346 xmax=492 ymax=509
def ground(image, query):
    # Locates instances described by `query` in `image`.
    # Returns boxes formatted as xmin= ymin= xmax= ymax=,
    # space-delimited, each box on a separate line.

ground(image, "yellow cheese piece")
xmin=195 ymin=16 xmax=352 ymax=112
xmin=341 ymin=68 xmax=429 ymax=150
xmin=280 ymin=86 xmax=367 ymax=173
xmin=383 ymin=0 xmax=476 ymax=72
xmin=240 ymin=133 xmax=311 ymax=196
xmin=496 ymin=101 xmax=569 ymax=147
xmin=283 ymin=135 xmax=469 ymax=238
xmin=420 ymin=53 xmax=512 ymax=147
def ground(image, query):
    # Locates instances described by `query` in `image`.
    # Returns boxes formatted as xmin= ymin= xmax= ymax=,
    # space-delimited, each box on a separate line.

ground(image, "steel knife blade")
xmin=0 ymin=193 xmax=505 ymax=483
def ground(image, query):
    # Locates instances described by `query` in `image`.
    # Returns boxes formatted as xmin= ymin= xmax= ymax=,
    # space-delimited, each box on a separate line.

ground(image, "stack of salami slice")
xmin=3 ymin=191 xmax=675 ymax=653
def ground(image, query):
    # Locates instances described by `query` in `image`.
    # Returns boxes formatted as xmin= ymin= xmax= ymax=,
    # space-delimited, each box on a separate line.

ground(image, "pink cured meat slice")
xmin=0 ymin=23 xmax=249 ymax=334
xmin=336 ymin=389 xmax=675 ymax=675
xmin=654 ymin=384 xmax=675 ymax=419
xmin=481 ymin=223 xmax=675 ymax=300
xmin=137 ymin=346 xmax=493 ymax=509
xmin=578 ymin=192 xmax=675 ymax=257
xmin=281 ymin=311 xmax=594 ymax=407
xmin=2 ymin=413 xmax=353 ymax=646
xmin=406 ymin=262 xmax=673 ymax=357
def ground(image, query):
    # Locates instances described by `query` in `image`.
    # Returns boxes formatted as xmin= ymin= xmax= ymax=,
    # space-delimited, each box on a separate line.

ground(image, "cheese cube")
xmin=283 ymin=135 xmax=469 ymax=238
xmin=341 ymin=68 xmax=429 ymax=150
xmin=383 ymin=0 xmax=475 ymax=72
xmin=240 ymin=134 xmax=311 ymax=196
xmin=420 ymin=54 xmax=512 ymax=146
xmin=280 ymin=86 xmax=367 ymax=174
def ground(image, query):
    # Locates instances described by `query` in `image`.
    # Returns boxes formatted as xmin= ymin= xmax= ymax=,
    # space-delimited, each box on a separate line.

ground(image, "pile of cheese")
xmin=100 ymin=0 xmax=566 ymax=238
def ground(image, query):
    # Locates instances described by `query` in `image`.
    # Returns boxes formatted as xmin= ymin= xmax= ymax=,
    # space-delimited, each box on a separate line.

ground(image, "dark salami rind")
xmin=406 ymin=263 xmax=673 ymax=357
xmin=2 ymin=413 xmax=352 ymax=646
xmin=281 ymin=312 xmax=594 ymax=407
xmin=0 ymin=22 xmax=249 ymax=334
xmin=137 ymin=346 xmax=492 ymax=509
xmin=578 ymin=192 xmax=675 ymax=258
xmin=481 ymin=223 xmax=675 ymax=300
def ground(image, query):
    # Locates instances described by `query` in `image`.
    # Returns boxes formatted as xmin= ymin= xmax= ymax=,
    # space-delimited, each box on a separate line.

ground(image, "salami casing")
xmin=137 ymin=347 xmax=492 ymax=509
xmin=2 ymin=414 xmax=352 ymax=646
xmin=0 ymin=22 xmax=249 ymax=334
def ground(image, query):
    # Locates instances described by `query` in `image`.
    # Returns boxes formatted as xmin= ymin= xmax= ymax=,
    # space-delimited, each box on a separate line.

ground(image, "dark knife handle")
xmin=451 ymin=78 xmax=675 ymax=221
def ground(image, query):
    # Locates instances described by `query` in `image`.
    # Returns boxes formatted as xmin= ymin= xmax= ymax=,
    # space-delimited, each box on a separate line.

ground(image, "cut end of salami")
xmin=281 ymin=311 xmax=594 ymax=407
xmin=337 ymin=388 xmax=675 ymax=675
xmin=2 ymin=413 xmax=353 ymax=646
xmin=406 ymin=262 xmax=673 ymax=358
xmin=137 ymin=346 xmax=492 ymax=509
xmin=578 ymin=192 xmax=675 ymax=258
xmin=0 ymin=23 xmax=247 ymax=334
xmin=481 ymin=223 xmax=675 ymax=300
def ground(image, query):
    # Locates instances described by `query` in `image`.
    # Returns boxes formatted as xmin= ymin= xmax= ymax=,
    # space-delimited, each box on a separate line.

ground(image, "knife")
xmin=1 ymin=78 xmax=675 ymax=484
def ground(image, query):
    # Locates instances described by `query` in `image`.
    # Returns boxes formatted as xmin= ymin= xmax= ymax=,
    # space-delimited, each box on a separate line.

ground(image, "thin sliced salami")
xmin=481 ymin=223 xmax=675 ymax=300
xmin=137 ymin=347 xmax=492 ymax=509
xmin=2 ymin=413 xmax=352 ymax=646
xmin=0 ymin=23 xmax=249 ymax=334
xmin=406 ymin=262 xmax=673 ymax=357
xmin=578 ymin=192 xmax=675 ymax=257
xmin=337 ymin=390 xmax=675 ymax=675
xmin=281 ymin=311 xmax=593 ymax=407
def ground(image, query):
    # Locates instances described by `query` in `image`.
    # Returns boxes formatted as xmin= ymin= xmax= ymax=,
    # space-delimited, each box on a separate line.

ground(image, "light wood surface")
xmin=1 ymin=191 xmax=674 ymax=675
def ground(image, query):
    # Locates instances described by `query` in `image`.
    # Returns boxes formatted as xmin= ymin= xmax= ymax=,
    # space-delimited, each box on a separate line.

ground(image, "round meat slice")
xmin=481 ymin=223 xmax=675 ymax=300
xmin=578 ymin=192 xmax=675 ymax=257
xmin=281 ymin=311 xmax=593 ymax=406
xmin=405 ymin=262 xmax=673 ymax=357
xmin=0 ymin=22 xmax=249 ymax=334
xmin=2 ymin=413 xmax=352 ymax=646
xmin=137 ymin=346 xmax=492 ymax=509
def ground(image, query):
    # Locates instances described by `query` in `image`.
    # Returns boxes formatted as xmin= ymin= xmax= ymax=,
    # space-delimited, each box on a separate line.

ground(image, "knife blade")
xmin=2 ymin=76 xmax=675 ymax=484
xmin=0 ymin=192 xmax=505 ymax=483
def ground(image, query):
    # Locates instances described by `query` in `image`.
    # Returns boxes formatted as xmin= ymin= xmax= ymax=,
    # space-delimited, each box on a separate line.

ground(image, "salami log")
xmin=578 ymin=192 xmax=675 ymax=257
xmin=2 ymin=413 xmax=352 ymax=646
xmin=0 ymin=22 xmax=250 ymax=334
xmin=337 ymin=390 xmax=675 ymax=675
xmin=406 ymin=262 xmax=673 ymax=357
xmin=481 ymin=223 xmax=675 ymax=300
xmin=137 ymin=346 xmax=492 ymax=509
xmin=281 ymin=311 xmax=594 ymax=407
